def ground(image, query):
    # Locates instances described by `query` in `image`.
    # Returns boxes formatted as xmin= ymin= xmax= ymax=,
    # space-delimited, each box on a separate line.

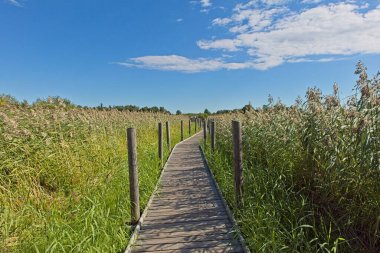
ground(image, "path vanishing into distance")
xmin=126 ymin=132 xmax=247 ymax=253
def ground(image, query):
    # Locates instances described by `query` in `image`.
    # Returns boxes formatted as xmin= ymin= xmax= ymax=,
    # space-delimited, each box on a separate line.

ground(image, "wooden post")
xmin=203 ymin=119 xmax=207 ymax=141
xmin=158 ymin=123 xmax=163 ymax=164
xmin=188 ymin=119 xmax=191 ymax=135
xmin=195 ymin=118 xmax=197 ymax=132
xmin=208 ymin=120 xmax=211 ymax=135
xmin=211 ymin=120 xmax=215 ymax=152
xmin=232 ymin=120 xmax=243 ymax=208
xmin=127 ymin=128 xmax=140 ymax=224
xmin=181 ymin=120 xmax=184 ymax=141
xmin=166 ymin=121 xmax=171 ymax=150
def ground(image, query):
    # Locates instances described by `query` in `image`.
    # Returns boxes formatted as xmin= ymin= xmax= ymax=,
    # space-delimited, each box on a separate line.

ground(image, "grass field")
xmin=203 ymin=64 xmax=379 ymax=252
xmin=0 ymin=102 xmax=195 ymax=252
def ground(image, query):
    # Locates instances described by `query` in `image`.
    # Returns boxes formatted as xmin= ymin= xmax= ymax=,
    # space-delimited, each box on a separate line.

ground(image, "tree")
xmin=204 ymin=108 xmax=211 ymax=114
xmin=242 ymin=101 xmax=253 ymax=113
xmin=176 ymin=110 xmax=182 ymax=115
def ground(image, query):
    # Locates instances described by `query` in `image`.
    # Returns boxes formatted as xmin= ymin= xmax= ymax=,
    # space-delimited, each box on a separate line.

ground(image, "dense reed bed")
xmin=204 ymin=63 xmax=379 ymax=252
xmin=0 ymin=102 xmax=193 ymax=252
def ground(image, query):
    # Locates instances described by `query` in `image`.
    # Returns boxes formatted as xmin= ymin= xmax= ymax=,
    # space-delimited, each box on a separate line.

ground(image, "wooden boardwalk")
xmin=128 ymin=132 xmax=245 ymax=253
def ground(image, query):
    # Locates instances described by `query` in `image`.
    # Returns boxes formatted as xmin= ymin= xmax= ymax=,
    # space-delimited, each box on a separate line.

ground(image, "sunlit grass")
xmin=203 ymin=63 xmax=379 ymax=252
xmin=0 ymin=105 xmax=195 ymax=252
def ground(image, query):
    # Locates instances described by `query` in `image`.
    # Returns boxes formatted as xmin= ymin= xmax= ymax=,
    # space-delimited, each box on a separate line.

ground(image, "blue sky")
xmin=1 ymin=0 xmax=379 ymax=113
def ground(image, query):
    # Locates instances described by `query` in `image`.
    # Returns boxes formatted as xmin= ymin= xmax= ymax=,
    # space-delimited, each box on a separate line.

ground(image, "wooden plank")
xmin=160 ymin=175 xmax=210 ymax=181
xmin=143 ymin=214 xmax=229 ymax=225
xmin=148 ymin=202 xmax=224 ymax=211
xmin=140 ymin=219 xmax=232 ymax=232
xmin=137 ymin=230 xmax=236 ymax=240
xmin=132 ymin=245 xmax=243 ymax=253
xmin=132 ymin=246 xmax=242 ymax=253
xmin=152 ymin=194 xmax=219 ymax=201
xmin=132 ymin=240 xmax=242 ymax=252
xmin=148 ymin=207 xmax=224 ymax=215
xmin=150 ymin=199 xmax=224 ymax=208
xmin=156 ymin=187 xmax=215 ymax=192
xmin=135 ymin=233 xmax=234 ymax=245
xmin=159 ymin=178 xmax=211 ymax=184
xmin=154 ymin=190 xmax=217 ymax=197
xmin=155 ymin=189 xmax=216 ymax=196
xmin=144 ymin=211 xmax=227 ymax=221
xmin=145 ymin=209 xmax=227 ymax=219
xmin=162 ymin=169 xmax=207 ymax=174
xmin=159 ymin=182 xmax=211 ymax=187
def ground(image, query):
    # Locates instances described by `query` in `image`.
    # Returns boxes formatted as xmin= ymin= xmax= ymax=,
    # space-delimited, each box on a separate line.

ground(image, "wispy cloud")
xmin=301 ymin=0 xmax=323 ymax=4
xmin=200 ymin=0 xmax=212 ymax=8
xmin=5 ymin=0 xmax=23 ymax=7
xmin=197 ymin=39 xmax=240 ymax=52
xmin=6 ymin=0 xmax=23 ymax=7
xmin=191 ymin=0 xmax=212 ymax=12
xmin=115 ymin=55 xmax=253 ymax=73
xmin=176 ymin=18 xmax=183 ymax=22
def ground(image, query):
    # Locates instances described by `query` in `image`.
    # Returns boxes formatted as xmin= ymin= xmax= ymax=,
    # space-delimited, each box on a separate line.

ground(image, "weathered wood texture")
xmin=211 ymin=120 xmax=215 ymax=152
xmin=127 ymin=128 xmax=140 ymax=224
xmin=130 ymin=133 xmax=244 ymax=253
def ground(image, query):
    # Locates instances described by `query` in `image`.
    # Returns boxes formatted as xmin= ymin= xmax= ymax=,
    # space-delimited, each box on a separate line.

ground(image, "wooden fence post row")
xmin=232 ymin=120 xmax=243 ymax=208
xmin=127 ymin=128 xmax=140 ymax=224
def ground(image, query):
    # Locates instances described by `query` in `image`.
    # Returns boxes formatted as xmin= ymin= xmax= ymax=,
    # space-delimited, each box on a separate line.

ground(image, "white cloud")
xmin=301 ymin=0 xmax=323 ymax=4
xmin=200 ymin=0 xmax=212 ymax=8
xmin=212 ymin=17 xmax=232 ymax=26
xmin=262 ymin=0 xmax=289 ymax=5
xmin=6 ymin=0 xmax=23 ymax=7
xmin=190 ymin=0 xmax=212 ymax=12
xmin=197 ymin=39 xmax=240 ymax=51
xmin=116 ymin=55 xmax=253 ymax=73
xmin=234 ymin=0 xmax=289 ymax=11
xmin=197 ymin=2 xmax=380 ymax=69
xmin=176 ymin=18 xmax=183 ymax=22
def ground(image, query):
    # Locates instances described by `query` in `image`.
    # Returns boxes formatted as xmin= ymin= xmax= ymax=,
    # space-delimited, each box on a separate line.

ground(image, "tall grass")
xmin=204 ymin=62 xmax=379 ymax=252
xmin=0 ymin=103 xmax=194 ymax=252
